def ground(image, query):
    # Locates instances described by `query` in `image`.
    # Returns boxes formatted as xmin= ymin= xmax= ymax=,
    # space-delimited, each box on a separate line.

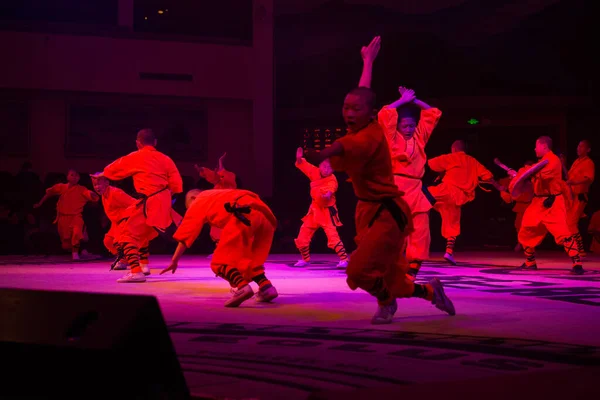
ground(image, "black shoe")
xmin=570 ymin=265 xmax=585 ymax=275
xmin=516 ymin=263 xmax=537 ymax=271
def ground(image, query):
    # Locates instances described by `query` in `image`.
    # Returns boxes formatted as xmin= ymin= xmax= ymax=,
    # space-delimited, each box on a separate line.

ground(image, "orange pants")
xmin=119 ymin=205 xmax=159 ymax=271
xmin=104 ymin=234 xmax=118 ymax=255
xmin=406 ymin=212 xmax=430 ymax=261
xmin=567 ymin=195 xmax=587 ymax=234
xmin=394 ymin=176 xmax=431 ymax=262
xmin=515 ymin=210 xmax=525 ymax=232
xmin=295 ymin=216 xmax=343 ymax=252
xmin=104 ymin=222 xmax=149 ymax=258
xmin=346 ymin=199 xmax=415 ymax=305
xmin=433 ymin=202 xmax=461 ymax=239
xmin=103 ymin=221 xmax=123 ymax=255
xmin=428 ymin=184 xmax=463 ymax=239
xmin=56 ymin=214 xmax=85 ymax=251
xmin=120 ymin=206 xmax=159 ymax=247
xmin=518 ymin=196 xmax=571 ymax=247
xmin=211 ymin=209 xmax=275 ymax=287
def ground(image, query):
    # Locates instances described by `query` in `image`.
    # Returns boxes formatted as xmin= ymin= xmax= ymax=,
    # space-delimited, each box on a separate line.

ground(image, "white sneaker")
xmin=207 ymin=253 xmax=213 ymax=260
xmin=224 ymin=284 xmax=254 ymax=307
xmin=336 ymin=260 xmax=348 ymax=268
xmin=117 ymin=272 xmax=146 ymax=283
xmin=293 ymin=260 xmax=310 ymax=267
xmin=112 ymin=261 xmax=128 ymax=270
xmin=371 ymin=299 xmax=398 ymax=325
xmin=255 ymin=286 xmax=279 ymax=303
xmin=81 ymin=249 xmax=90 ymax=256
xmin=443 ymin=253 xmax=457 ymax=265
xmin=140 ymin=263 xmax=151 ymax=276
xmin=72 ymin=252 xmax=80 ymax=261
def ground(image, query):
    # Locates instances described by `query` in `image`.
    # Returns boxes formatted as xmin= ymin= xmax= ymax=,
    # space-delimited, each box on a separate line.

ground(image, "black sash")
xmin=358 ymin=197 xmax=408 ymax=232
xmin=422 ymin=185 xmax=437 ymax=206
xmin=225 ymin=202 xmax=252 ymax=226
xmin=328 ymin=206 xmax=340 ymax=225
xmin=136 ymin=187 xmax=179 ymax=241
xmin=534 ymin=193 xmax=561 ymax=209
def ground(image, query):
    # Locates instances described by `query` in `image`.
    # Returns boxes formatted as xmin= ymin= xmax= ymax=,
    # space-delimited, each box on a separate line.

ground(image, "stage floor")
xmin=2 ymin=251 xmax=600 ymax=399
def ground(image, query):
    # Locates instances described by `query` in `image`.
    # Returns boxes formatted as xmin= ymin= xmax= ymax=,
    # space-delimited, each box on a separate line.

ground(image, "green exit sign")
xmin=467 ymin=118 xmax=479 ymax=125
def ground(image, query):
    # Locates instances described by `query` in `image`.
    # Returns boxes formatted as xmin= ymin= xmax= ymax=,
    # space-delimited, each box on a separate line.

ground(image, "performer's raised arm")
xmin=358 ymin=36 xmax=381 ymax=88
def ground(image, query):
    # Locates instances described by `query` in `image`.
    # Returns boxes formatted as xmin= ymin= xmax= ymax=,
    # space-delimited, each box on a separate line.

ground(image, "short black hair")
xmin=452 ymin=140 xmax=467 ymax=152
xmin=396 ymin=103 xmax=421 ymax=125
xmin=137 ymin=128 xmax=156 ymax=145
xmin=537 ymin=136 xmax=553 ymax=149
xmin=347 ymin=87 xmax=377 ymax=110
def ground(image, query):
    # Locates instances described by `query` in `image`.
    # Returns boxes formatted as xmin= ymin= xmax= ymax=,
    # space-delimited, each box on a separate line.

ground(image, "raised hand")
xmin=399 ymin=88 xmax=416 ymax=103
xmin=360 ymin=36 xmax=381 ymax=64
xmin=296 ymin=147 xmax=303 ymax=162
xmin=217 ymin=152 xmax=227 ymax=171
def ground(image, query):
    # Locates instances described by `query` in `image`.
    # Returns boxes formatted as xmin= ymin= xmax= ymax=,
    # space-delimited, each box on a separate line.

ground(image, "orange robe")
xmin=101 ymin=186 xmax=137 ymax=255
xmin=294 ymin=159 xmax=344 ymax=252
xmin=519 ymin=151 xmax=572 ymax=247
xmin=567 ymin=156 xmax=595 ymax=233
xmin=428 ymin=151 xmax=493 ymax=238
xmin=329 ymin=121 xmax=415 ymax=305
xmin=378 ymin=107 xmax=442 ymax=262
xmin=173 ymin=189 xmax=277 ymax=286
xmin=198 ymin=167 xmax=237 ymax=243
xmin=588 ymin=210 xmax=600 ymax=253
xmin=500 ymin=170 xmax=533 ymax=233
xmin=47 ymin=183 xmax=97 ymax=250
xmin=103 ymin=146 xmax=183 ymax=248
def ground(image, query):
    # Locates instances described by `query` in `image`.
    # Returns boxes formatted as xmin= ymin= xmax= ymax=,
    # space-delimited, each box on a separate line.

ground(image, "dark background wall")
xmin=0 ymin=0 xmax=596 ymax=255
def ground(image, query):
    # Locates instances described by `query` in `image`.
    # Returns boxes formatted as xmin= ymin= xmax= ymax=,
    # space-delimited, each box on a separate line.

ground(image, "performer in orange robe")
xmin=427 ymin=141 xmax=498 ymax=264
xmin=357 ymin=40 xmax=441 ymax=281
xmin=588 ymin=210 xmax=600 ymax=254
xmin=566 ymin=140 xmax=595 ymax=257
xmin=302 ymin=80 xmax=455 ymax=324
xmin=499 ymin=161 xmax=535 ymax=251
xmin=293 ymin=148 xmax=348 ymax=268
xmin=91 ymin=175 xmax=153 ymax=271
xmin=160 ymin=188 xmax=279 ymax=307
xmin=95 ymin=129 xmax=183 ymax=283
xmin=517 ymin=136 xmax=583 ymax=274
xmin=34 ymin=169 xmax=99 ymax=260
xmin=195 ymin=152 xmax=237 ymax=256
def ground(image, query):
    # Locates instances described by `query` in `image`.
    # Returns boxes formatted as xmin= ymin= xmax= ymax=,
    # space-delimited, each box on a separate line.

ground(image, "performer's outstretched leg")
xmin=116 ymin=208 xmax=154 ymax=283
xmin=294 ymin=222 xmax=317 ymax=267
xmin=323 ymin=224 xmax=348 ymax=268
xmin=406 ymin=212 xmax=430 ymax=281
xmin=139 ymin=240 xmax=150 ymax=275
